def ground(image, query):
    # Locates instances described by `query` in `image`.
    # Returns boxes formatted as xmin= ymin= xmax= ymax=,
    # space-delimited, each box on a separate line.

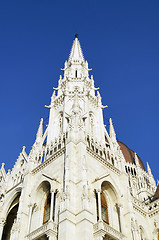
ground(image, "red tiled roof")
xmin=118 ymin=141 xmax=145 ymax=171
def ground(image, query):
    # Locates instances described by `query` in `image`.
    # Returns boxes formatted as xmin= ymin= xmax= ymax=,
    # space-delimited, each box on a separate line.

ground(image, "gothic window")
xmin=140 ymin=231 xmax=143 ymax=240
xmin=134 ymin=168 xmax=136 ymax=176
xmin=101 ymin=193 xmax=109 ymax=224
xmin=43 ymin=193 xmax=51 ymax=224
xmin=53 ymin=192 xmax=57 ymax=221
xmin=131 ymin=168 xmax=133 ymax=175
xmin=2 ymin=194 xmax=20 ymax=240
xmin=139 ymin=227 xmax=144 ymax=240
xmin=95 ymin=191 xmax=99 ymax=221
xmin=111 ymin=157 xmax=114 ymax=166
xmin=75 ymin=70 xmax=77 ymax=78
xmin=107 ymin=151 xmax=110 ymax=160
xmin=87 ymin=137 xmax=90 ymax=147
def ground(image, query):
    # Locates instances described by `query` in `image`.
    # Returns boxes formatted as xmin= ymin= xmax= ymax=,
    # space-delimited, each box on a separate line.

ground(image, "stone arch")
xmin=30 ymin=181 xmax=51 ymax=233
xmin=2 ymin=189 xmax=21 ymax=240
xmin=139 ymin=225 xmax=148 ymax=240
xmin=2 ymin=187 xmax=22 ymax=217
xmin=101 ymin=181 xmax=120 ymax=232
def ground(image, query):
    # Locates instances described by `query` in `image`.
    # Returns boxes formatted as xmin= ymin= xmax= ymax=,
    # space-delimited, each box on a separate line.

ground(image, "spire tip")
xmin=75 ymin=33 xmax=78 ymax=38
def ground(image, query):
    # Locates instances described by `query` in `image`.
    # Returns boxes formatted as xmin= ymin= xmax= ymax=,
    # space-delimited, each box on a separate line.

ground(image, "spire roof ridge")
xmin=68 ymin=36 xmax=84 ymax=62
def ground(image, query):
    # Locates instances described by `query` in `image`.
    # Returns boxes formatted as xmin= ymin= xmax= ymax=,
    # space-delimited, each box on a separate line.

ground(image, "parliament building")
xmin=0 ymin=35 xmax=159 ymax=240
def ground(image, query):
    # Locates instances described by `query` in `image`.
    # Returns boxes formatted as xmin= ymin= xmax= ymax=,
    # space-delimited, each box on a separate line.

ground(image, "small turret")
xmin=63 ymin=34 xmax=91 ymax=82
xmin=36 ymin=118 xmax=43 ymax=143
xmin=134 ymin=152 xmax=140 ymax=166
xmin=147 ymin=162 xmax=152 ymax=175
xmin=51 ymin=90 xmax=56 ymax=104
xmin=109 ymin=118 xmax=116 ymax=142
xmin=0 ymin=163 xmax=6 ymax=181
xmin=68 ymin=34 xmax=84 ymax=63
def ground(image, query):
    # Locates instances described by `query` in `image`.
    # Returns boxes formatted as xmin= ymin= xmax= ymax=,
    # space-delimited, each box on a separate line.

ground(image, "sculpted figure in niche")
xmin=69 ymin=91 xmax=84 ymax=130
xmin=89 ymin=113 xmax=94 ymax=136
xmin=59 ymin=112 xmax=63 ymax=134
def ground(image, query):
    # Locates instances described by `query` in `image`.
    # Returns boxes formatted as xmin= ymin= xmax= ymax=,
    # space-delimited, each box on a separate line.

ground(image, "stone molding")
xmin=26 ymin=220 xmax=57 ymax=240
xmin=87 ymin=147 xmax=120 ymax=175
xmin=93 ymin=220 xmax=125 ymax=240
xmin=32 ymin=147 xmax=65 ymax=175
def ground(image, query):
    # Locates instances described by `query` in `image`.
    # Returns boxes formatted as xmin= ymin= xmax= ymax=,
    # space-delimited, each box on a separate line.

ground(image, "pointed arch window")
xmin=101 ymin=193 xmax=109 ymax=224
xmin=2 ymin=194 xmax=20 ymax=240
xmin=140 ymin=227 xmax=144 ymax=240
xmin=43 ymin=193 xmax=51 ymax=224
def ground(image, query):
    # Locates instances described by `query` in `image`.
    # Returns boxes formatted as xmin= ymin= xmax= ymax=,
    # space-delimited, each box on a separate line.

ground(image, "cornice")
xmin=87 ymin=147 xmax=121 ymax=175
xmin=32 ymin=147 xmax=65 ymax=175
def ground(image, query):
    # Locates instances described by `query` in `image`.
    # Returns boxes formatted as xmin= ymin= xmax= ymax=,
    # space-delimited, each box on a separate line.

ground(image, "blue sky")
xmin=0 ymin=0 xmax=159 ymax=181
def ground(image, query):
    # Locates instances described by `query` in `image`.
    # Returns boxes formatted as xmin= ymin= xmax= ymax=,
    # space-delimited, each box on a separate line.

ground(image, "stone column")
xmin=116 ymin=203 xmax=124 ymax=233
xmin=27 ymin=204 xmax=33 ymax=234
xmin=49 ymin=191 xmax=55 ymax=221
xmin=131 ymin=229 xmax=135 ymax=240
xmin=97 ymin=190 xmax=102 ymax=221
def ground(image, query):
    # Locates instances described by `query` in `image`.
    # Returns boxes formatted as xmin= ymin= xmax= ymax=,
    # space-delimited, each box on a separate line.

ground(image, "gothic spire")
xmin=36 ymin=118 xmax=43 ymax=141
xmin=109 ymin=118 xmax=116 ymax=142
xmin=68 ymin=34 xmax=84 ymax=62
xmin=147 ymin=162 xmax=152 ymax=174
xmin=135 ymin=152 xmax=140 ymax=166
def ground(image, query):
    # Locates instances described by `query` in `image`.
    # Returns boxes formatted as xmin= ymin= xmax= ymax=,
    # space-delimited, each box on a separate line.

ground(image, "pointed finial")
xmin=97 ymin=91 xmax=100 ymax=97
xmin=51 ymin=90 xmax=56 ymax=103
xmin=109 ymin=118 xmax=116 ymax=141
xmin=1 ymin=163 xmax=5 ymax=169
xmin=22 ymin=146 xmax=26 ymax=152
xmin=147 ymin=162 xmax=152 ymax=174
xmin=135 ymin=152 xmax=140 ymax=166
xmin=36 ymin=118 xmax=43 ymax=140
xmin=69 ymin=35 xmax=84 ymax=62
xmin=75 ymin=33 xmax=78 ymax=38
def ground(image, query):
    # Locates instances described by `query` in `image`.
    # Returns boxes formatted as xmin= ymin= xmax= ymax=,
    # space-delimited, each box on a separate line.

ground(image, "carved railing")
xmin=93 ymin=221 xmax=125 ymax=240
xmin=131 ymin=196 xmax=147 ymax=216
xmin=26 ymin=220 xmax=57 ymax=240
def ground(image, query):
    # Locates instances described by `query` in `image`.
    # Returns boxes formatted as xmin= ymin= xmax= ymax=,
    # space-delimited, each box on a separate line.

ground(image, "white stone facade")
xmin=0 ymin=35 xmax=159 ymax=240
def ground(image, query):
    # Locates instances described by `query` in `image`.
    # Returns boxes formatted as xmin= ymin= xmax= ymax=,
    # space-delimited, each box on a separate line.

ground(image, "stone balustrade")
xmin=93 ymin=221 xmax=125 ymax=240
xmin=26 ymin=220 xmax=57 ymax=240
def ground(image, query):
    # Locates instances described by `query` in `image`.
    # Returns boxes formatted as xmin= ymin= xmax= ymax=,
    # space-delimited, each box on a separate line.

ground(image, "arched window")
xmin=43 ymin=193 xmax=51 ymax=224
xmin=2 ymin=194 xmax=20 ymax=240
xmin=140 ymin=227 xmax=144 ymax=240
xmin=101 ymin=193 xmax=109 ymax=224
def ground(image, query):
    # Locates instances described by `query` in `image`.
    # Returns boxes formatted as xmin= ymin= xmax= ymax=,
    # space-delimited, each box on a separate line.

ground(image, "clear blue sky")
xmin=0 ymin=0 xmax=159 ymax=181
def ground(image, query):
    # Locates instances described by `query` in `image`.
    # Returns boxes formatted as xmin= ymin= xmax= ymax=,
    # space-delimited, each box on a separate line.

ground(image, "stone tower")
xmin=0 ymin=35 xmax=159 ymax=240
